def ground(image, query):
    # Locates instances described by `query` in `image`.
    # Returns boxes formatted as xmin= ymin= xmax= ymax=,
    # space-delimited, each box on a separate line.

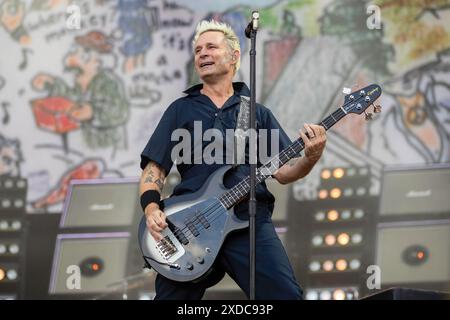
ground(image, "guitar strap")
xmin=233 ymin=95 xmax=251 ymax=167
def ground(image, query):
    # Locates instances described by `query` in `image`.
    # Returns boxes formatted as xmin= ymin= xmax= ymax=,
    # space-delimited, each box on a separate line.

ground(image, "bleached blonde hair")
xmin=192 ymin=20 xmax=241 ymax=73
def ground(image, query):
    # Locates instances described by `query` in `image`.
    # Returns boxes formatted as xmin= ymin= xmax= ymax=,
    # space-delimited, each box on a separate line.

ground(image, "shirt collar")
xmin=183 ymin=82 xmax=250 ymax=97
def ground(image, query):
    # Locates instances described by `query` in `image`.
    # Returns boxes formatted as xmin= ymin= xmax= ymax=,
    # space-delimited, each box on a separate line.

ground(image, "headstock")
xmin=342 ymin=84 xmax=382 ymax=120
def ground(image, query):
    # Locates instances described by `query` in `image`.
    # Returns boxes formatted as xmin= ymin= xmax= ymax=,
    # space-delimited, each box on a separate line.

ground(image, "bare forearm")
xmin=273 ymin=156 xmax=318 ymax=184
xmin=139 ymin=161 xmax=166 ymax=196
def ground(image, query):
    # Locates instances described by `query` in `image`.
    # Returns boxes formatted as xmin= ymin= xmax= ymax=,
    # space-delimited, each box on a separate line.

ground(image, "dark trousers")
xmin=154 ymin=209 xmax=303 ymax=300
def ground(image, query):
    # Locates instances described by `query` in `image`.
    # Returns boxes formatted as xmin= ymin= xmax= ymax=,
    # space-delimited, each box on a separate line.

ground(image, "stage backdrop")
xmin=0 ymin=0 xmax=449 ymax=212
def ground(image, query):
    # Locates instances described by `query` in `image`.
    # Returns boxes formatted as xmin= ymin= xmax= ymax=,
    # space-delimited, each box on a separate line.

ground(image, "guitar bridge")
xmin=156 ymin=236 xmax=178 ymax=259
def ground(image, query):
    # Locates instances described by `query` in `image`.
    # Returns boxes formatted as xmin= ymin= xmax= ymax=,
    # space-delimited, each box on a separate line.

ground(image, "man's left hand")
xmin=299 ymin=123 xmax=327 ymax=163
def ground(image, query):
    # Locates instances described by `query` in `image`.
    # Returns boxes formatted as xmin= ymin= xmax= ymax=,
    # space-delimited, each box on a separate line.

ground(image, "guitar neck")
xmin=218 ymin=107 xmax=348 ymax=209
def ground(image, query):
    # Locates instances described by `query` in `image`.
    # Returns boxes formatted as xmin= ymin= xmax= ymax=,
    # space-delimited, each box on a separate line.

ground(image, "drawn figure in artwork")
xmin=0 ymin=0 xmax=30 ymax=45
xmin=0 ymin=134 xmax=23 ymax=177
xmin=31 ymin=31 xmax=130 ymax=158
xmin=117 ymin=0 xmax=155 ymax=73
xmin=32 ymin=158 xmax=105 ymax=209
xmin=382 ymin=49 xmax=450 ymax=163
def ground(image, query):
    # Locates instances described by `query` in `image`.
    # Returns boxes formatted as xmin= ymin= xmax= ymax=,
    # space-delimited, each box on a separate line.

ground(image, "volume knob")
xmin=196 ymin=257 xmax=205 ymax=264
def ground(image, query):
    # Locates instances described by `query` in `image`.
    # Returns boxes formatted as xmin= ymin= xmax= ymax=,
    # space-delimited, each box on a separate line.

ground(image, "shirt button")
xmin=214 ymin=113 xmax=218 ymax=116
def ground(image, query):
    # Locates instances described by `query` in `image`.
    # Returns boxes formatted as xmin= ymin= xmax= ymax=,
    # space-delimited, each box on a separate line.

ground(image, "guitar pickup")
xmin=186 ymin=221 xmax=200 ymax=237
xmin=173 ymin=227 xmax=189 ymax=245
xmin=197 ymin=214 xmax=210 ymax=229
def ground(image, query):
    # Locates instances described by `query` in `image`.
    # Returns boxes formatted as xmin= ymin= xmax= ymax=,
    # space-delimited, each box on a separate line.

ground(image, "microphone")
xmin=245 ymin=11 xmax=260 ymax=38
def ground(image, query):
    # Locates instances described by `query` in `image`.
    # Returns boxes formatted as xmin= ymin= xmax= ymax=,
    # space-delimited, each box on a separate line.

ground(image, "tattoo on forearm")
xmin=143 ymin=162 xmax=165 ymax=191
xmin=288 ymin=158 xmax=299 ymax=167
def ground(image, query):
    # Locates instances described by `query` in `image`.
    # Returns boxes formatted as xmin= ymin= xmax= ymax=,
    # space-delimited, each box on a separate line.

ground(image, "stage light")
xmin=6 ymin=269 xmax=18 ymax=281
xmin=1 ymin=199 xmax=11 ymax=209
xmin=347 ymin=168 xmax=356 ymax=176
xmin=16 ymin=180 xmax=26 ymax=189
xmin=351 ymin=233 xmax=363 ymax=244
xmin=0 ymin=268 xmax=5 ymax=281
xmin=11 ymin=220 xmax=22 ymax=230
xmin=318 ymin=189 xmax=328 ymax=199
xmin=359 ymin=167 xmax=369 ymax=176
xmin=309 ymin=261 xmax=321 ymax=272
xmin=321 ymin=169 xmax=331 ymax=180
xmin=4 ymin=179 xmax=13 ymax=188
xmin=0 ymin=244 xmax=6 ymax=254
xmin=356 ymin=187 xmax=366 ymax=196
xmin=312 ymin=235 xmax=323 ymax=247
xmin=320 ymin=290 xmax=332 ymax=300
xmin=341 ymin=210 xmax=351 ymax=220
xmin=354 ymin=209 xmax=364 ymax=219
xmin=416 ymin=251 xmax=425 ymax=260
xmin=343 ymin=188 xmax=353 ymax=197
xmin=8 ymin=244 xmax=19 ymax=255
xmin=14 ymin=199 xmax=24 ymax=209
xmin=346 ymin=290 xmax=358 ymax=300
xmin=330 ymin=188 xmax=341 ymax=199
xmin=327 ymin=210 xmax=339 ymax=221
xmin=0 ymin=220 xmax=8 ymax=230
xmin=333 ymin=289 xmax=346 ymax=300
xmin=324 ymin=234 xmax=336 ymax=246
xmin=138 ymin=293 xmax=153 ymax=300
xmin=314 ymin=211 xmax=325 ymax=221
xmin=333 ymin=168 xmax=345 ymax=179
xmin=337 ymin=233 xmax=350 ymax=246
xmin=306 ymin=290 xmax=319 ymax=300
xmin=323 ymin=260 xmax=334 ymax=272
xmin=335 ymin=259 xmax=348 ymax=271
xmin=350 ymin=259 xmax=361 ymax=270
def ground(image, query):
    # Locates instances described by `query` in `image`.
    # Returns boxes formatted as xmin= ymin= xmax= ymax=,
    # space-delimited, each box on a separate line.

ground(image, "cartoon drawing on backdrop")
xmin=0 ymin=0 xmax=34 ymax=70
xmin=0 ymin=133 xmax=23 ymax=177
xmin=0 ymin=0 xmax=30 ymax=45
xmin=186 ymin=10 xmax=248 ymax=87
xmin=31 ymin=31 xmax=130 ymax=159
xmin=32 ymin=158 xmax=106 ymax=210
xmin=377 ymin=0 xmax=450 ymax=68
xmin=116 ymin=0 xmax=157 ymax=74
xmin=261 ymin=8 xmax=302 ymax=101
xmin=377 ymin=49 xmax=450 ymax=163
xmin=0 ymin=76 xmax=10 ymax=125
xmin=0 ymin=0 xmax=69 ymax=69
xmin=361 ymin=0 xmax=450 ymax=164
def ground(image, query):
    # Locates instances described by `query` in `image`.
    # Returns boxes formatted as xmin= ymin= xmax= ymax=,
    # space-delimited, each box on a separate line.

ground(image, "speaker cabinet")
xmin=376 ymin=221 xmax=450 ymax=284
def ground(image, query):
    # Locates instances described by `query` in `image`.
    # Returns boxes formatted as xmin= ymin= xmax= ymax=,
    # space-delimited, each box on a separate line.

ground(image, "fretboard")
xmin=218 ymin=107 xmax=348 ymax=209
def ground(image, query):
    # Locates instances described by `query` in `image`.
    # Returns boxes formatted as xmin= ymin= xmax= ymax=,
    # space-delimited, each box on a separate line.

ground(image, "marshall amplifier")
xmin=376 ymin=220 xmax=450 ymax=285
xmin=379 ymin=164 xmax=450 ymax=217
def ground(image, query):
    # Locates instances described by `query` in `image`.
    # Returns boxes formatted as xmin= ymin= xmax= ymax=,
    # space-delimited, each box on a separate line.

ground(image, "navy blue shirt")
xmin=140 ymin=82 xmax=293 ymax=215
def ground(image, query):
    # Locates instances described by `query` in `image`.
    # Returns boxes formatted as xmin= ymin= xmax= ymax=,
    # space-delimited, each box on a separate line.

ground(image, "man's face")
xmin=194 ymin=31 xmax=236 ymax=81
xmin=64 ymin=45 xmax=99 ymax=75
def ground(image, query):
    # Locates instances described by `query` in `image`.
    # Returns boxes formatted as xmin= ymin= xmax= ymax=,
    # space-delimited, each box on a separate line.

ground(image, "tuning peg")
xmin=373 ymin=104 xmax=382 ymax=113
xmin=365 ymin=111 xmax=373 ymax=121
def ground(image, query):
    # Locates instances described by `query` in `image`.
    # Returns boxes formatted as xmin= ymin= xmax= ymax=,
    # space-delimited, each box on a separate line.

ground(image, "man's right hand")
xmin=145 ymin=203 xmax=168 ymax=241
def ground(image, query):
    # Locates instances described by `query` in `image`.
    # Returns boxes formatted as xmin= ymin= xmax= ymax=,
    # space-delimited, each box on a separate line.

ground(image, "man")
xmin=140 ymin=20 xmax=326 ymax=300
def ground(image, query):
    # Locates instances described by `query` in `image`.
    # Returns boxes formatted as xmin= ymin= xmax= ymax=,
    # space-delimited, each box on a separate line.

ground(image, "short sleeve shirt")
xmin=140 ymin=82 xmax=293 ymax=214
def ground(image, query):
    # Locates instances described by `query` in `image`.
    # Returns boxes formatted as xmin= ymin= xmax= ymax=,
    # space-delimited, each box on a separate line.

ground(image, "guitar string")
xmin=160 ymin=110 xmax=344 ymax=245
xmin=157 ymin=96 xmax=365 ymax=247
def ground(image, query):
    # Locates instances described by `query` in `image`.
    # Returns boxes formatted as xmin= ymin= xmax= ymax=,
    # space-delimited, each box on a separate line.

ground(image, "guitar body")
xmin=138 ymin=165 xmax=248 ymax=282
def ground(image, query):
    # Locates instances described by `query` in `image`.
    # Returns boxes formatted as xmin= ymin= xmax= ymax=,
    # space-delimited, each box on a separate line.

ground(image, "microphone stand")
xmin=246 ymin=11 xmax=259 ymax=301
